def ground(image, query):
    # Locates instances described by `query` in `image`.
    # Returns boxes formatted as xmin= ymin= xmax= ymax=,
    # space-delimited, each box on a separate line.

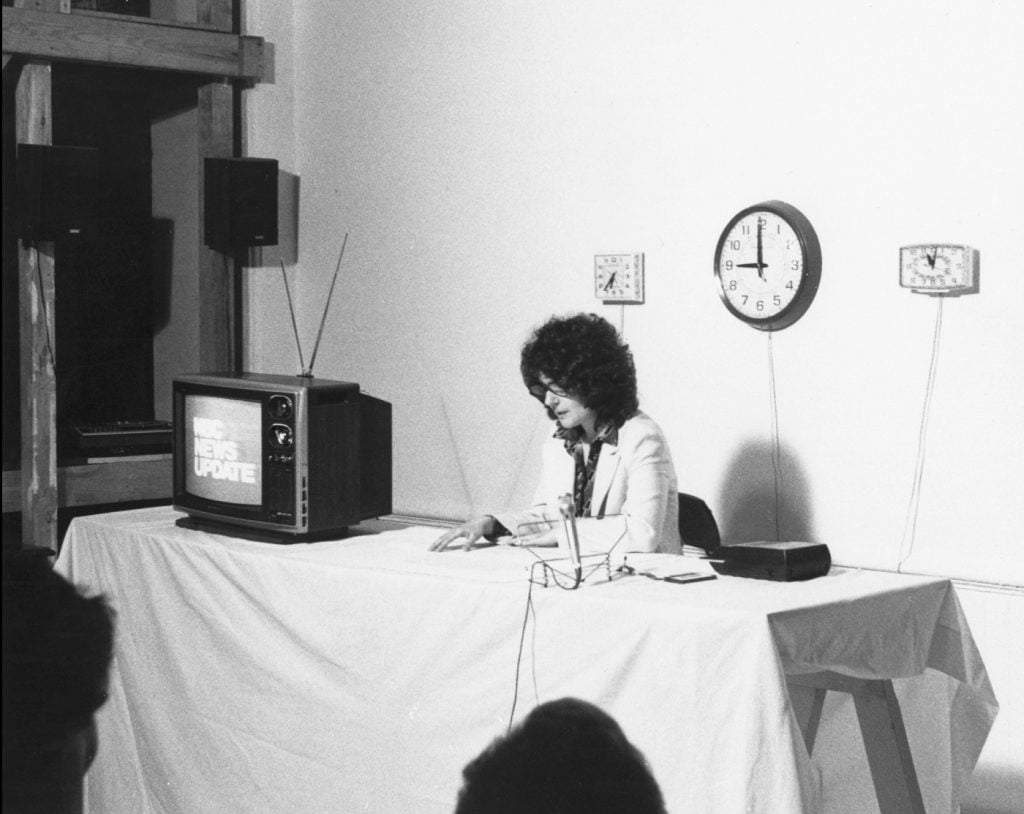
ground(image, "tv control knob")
xmin=268 ymin=395 xmax=293 ymax=420
xmin=268 ymin=423 xmax=294 ymax=449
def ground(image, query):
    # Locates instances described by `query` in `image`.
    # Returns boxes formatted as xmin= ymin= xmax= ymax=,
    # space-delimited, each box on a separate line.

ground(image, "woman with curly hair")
xmin=430 ymin=313 xmax=680 ymax=555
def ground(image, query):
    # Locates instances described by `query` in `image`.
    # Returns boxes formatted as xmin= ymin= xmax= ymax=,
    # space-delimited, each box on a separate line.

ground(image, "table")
xmin=56 ymin=507 xmax=997 ymax=814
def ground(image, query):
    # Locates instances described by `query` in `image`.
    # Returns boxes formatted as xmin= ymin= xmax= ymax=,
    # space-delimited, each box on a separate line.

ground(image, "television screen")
xmin=183 ymin=394 xmax=262 ymax=506
xmin=173 ymin=372 xmax=392 ymax=541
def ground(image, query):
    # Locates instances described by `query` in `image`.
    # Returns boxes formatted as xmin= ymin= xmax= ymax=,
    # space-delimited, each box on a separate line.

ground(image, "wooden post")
xmin=195 ymin=0 xmax=237 ymax=373
xmin=196 ymin=78 xmax=234 ymax=373
xmin=15 ymin=58 xmax=58 ymax=552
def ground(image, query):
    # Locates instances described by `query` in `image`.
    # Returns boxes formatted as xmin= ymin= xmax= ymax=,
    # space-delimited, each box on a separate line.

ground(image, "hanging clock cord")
xmin=767 ymin=332 xmax=783 ymax=542
xmin=898 ymin=297 xmax=944 ymax=572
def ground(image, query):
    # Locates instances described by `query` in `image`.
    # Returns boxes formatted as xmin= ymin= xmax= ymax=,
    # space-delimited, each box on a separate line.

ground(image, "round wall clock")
xmin=713 ymin=200 xmax=822 ymax=331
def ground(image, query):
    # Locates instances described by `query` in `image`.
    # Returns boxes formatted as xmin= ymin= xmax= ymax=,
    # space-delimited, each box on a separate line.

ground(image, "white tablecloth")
xmin=56 ymin=507 xmax=997 ymax=814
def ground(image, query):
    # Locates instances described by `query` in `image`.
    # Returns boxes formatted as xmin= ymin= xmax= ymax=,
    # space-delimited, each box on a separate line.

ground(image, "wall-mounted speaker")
xmin=204 ymin=157 xmax=279 ymax=251
xmin=16 ymin=144 xmax=100 ymax=242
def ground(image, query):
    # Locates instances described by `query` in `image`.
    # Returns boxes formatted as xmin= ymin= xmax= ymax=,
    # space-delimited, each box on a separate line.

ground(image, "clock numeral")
xmin=728 ymin=280 xmax=737 ymax=290
xmin=729 ymin=239 xmax=741 ymax=251
xmin=773 ymin=295 xmax=781 ymax=306
xmin=785 ymin=280 xmax=794 ymax=290
xmin=756 ymin=300 xmax=765 ymax=312
xmin=724 ymin=260 xmax=734 ymax=271
xmin=791 ymin=260 xmax=801 ymax=271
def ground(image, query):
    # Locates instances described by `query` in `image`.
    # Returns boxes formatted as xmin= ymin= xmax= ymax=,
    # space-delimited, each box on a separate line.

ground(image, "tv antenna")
xmin=279 ymin=232 xmax=349 ymax=378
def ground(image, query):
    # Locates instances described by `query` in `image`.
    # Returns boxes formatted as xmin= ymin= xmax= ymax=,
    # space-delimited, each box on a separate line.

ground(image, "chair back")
xmin=678 ymin=493 xmax=721 ymax=554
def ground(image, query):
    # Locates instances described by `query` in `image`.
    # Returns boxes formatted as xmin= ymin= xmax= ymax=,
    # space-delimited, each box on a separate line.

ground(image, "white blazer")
xmin=495 ymin=411 xmax=681 ymax=555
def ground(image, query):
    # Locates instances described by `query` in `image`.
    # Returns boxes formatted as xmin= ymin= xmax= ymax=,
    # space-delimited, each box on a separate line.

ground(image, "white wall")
xmin=240 ymin=0 xmax=299 ymax=371
xmin=242 ymin=2 xmax=1023 ymax=810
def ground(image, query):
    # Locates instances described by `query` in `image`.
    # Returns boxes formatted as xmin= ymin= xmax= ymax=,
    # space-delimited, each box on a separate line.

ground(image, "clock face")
xmin=714 ymin=201 xmax=821 ymax=331
xmin=899 ymin=244 xmax=978 ymax=294
xmin=594 ymin=253 xmax=644 ymax=303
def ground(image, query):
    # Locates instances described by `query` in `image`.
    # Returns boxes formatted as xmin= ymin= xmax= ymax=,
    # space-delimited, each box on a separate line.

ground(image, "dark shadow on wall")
xmin=717 ymin=439 xmax=817 ymax=544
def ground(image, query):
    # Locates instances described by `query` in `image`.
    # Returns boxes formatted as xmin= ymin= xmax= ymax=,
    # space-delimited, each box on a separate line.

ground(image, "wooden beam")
xmin=60 ymin=458 xmax=172 ymax=508
xmin=196 ymin=79 xmax=234 ymax=372
xmin=16 ymin=58 xmax=58 ymax=552
xmin=2 ymin=6 xmax=266 ymax=81
xmin=2 ymin=459 xmax=172 ymax=513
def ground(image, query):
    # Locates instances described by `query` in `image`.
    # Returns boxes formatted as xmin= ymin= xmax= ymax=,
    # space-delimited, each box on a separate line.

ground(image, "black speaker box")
xmin=204 ymin=157 xmax=278 ymax=250
xmin=17 ymin=144 xmax=100 ymax=242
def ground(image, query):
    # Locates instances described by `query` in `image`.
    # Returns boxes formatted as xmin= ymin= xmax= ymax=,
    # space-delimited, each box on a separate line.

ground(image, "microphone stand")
xmin=558 ymin=494 xmax=583 ymax=588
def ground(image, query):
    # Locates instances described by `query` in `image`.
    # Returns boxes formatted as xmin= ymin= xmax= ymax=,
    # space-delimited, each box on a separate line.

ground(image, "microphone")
xmin=558 ymin=494 xmax=583 ymax=585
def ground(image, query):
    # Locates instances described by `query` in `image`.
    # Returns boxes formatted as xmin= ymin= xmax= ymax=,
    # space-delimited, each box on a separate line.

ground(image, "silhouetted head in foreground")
xmin=3 ymin=548 xmax=114 ymax=814
xmin=455 ymin=697 xmax=666 ymax=814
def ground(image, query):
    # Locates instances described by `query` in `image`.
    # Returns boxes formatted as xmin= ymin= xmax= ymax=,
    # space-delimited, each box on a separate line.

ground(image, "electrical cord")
xmin=898 ymin=297 xmax=944 ymax=571
xmin=504 ymin=525 xmax=627 ymax=732
xmin=767 ymin=331 xmax=783 ymax=541
xmin=506 ymin=575 xmax=538 ymax=734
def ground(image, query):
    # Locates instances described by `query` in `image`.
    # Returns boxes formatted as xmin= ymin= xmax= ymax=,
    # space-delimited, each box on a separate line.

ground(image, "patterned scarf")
xmin=557 ymin=425 xmax=619 ymax=517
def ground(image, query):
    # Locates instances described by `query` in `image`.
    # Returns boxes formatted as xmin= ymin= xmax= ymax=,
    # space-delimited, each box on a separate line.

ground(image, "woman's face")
xmin=538 ymin=375 xmax=598 ymax=439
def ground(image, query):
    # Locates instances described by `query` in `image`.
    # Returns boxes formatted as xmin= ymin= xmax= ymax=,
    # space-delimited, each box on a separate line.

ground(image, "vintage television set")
xmin=172 ymin=372 xmax=391 ymax=541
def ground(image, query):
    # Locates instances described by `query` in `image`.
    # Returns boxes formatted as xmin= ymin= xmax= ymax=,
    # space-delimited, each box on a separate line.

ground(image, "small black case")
xmin=711 ymin=541 xmax=831 ymax=581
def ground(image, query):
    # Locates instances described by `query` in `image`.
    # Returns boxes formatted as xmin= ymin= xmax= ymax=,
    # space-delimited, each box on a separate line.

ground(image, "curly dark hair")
xmin=454 ymin=697 xmax=666 ymax=814
xmin=520 ymin=313 xmax=639 ymax=429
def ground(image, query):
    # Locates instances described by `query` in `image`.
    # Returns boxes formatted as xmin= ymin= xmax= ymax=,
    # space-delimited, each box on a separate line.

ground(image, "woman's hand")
xmin=429 ymin=516 xmax=497 ymax=552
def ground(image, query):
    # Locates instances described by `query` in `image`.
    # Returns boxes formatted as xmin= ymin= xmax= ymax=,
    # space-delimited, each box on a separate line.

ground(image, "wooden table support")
xmin=787 ymin=671 xmax=926 ymax=814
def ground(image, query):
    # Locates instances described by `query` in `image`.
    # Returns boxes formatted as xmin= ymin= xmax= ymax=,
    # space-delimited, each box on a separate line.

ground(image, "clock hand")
xmin=736 ymin=262 xmax=770 ymax=268
xmin=603 ymin=271 xmax=618 ymax=291
xmin=756 ymin=218 xmax=766 ymax=280
xmin=926 ymin=249 xmax=936 ymax=269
